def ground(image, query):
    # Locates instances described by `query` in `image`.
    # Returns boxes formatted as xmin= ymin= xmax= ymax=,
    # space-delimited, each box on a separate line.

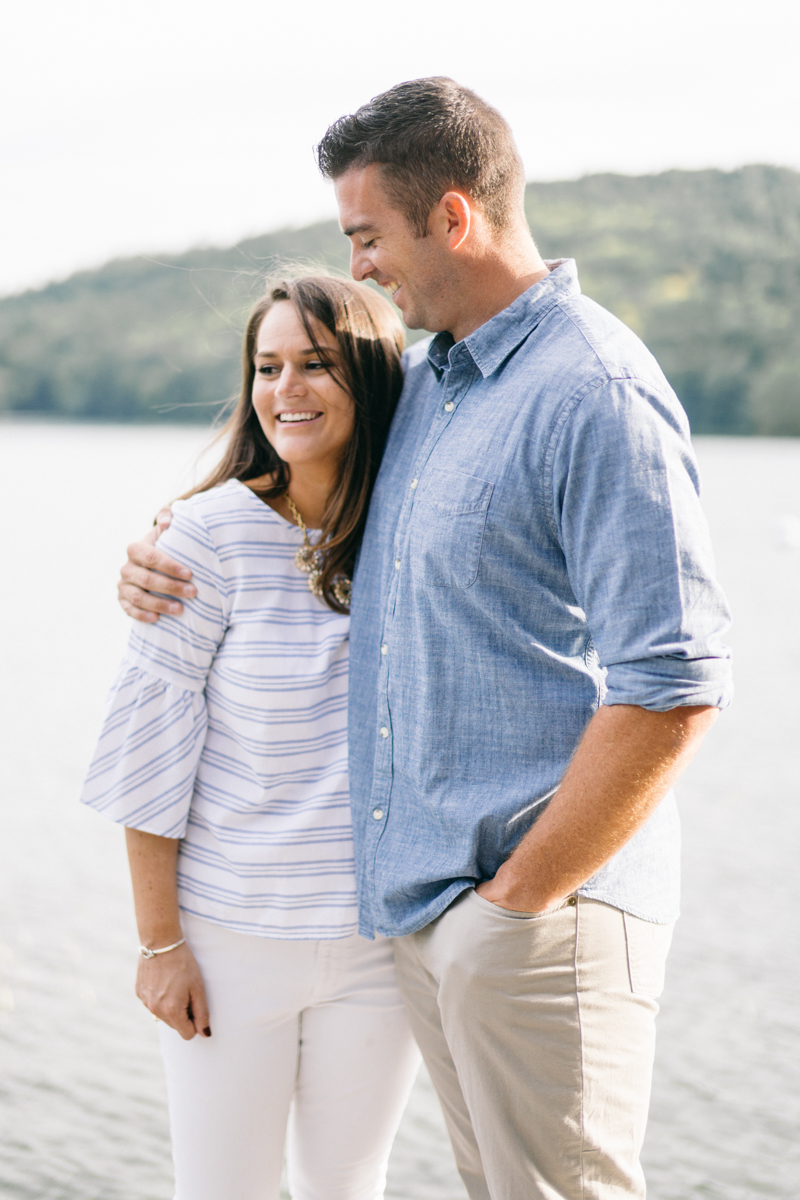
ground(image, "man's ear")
xmin=432 ymin=191 xmax=472 ymax=252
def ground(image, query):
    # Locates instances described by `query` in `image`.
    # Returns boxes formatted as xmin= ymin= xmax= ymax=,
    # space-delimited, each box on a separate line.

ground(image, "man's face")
xmin=334 ymin=164 xmax=451 ymax=333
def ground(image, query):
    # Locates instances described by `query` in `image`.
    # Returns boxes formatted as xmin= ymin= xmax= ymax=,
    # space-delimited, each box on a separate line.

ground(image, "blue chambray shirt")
xmin=349 ymin=260 xmax=732 ymax=938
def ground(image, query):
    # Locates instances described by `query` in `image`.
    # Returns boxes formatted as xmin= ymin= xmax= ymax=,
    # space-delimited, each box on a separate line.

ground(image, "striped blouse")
xmin=81 ymin=480 xmax=356 ymax=939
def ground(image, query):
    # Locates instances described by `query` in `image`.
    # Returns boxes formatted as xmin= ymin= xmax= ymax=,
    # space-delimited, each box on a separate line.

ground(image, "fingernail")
xmin=182 ymin=585 xmax=196 ymax=597
xmin=169 ymin=603 xmax=182 ymax=613
xmin=203 ymin=1027 xmax=212 ymax=1038
xmin=178 ymin=567 xmax=192 ymax=579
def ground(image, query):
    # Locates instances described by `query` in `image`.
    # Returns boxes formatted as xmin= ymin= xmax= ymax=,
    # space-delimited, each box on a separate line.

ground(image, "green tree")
xmin=1 ymin=166 xmax=798 ymax=434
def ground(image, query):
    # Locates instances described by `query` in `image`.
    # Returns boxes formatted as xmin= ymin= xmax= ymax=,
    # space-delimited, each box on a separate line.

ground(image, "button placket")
xmin=409 ymin=361 xmax=473 ymax=494
xmin=390 ymin=376 xmax=462 ymax=562
xmin=387 ymin=368 xmax=467 ymax=577
xmin=366 ymin=359 xmax=474 ymax=924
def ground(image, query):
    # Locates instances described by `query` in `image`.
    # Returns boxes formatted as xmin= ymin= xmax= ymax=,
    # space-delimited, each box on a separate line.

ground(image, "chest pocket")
xmin=409 ymin=468 xmax=494 ymax=588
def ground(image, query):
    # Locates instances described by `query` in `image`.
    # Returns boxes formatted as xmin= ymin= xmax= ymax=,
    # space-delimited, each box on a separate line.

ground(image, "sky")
xmin=2 ymin=0 xmax=799 ymax=297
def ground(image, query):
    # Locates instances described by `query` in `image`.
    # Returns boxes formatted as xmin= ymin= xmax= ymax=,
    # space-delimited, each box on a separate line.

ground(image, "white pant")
xmin=159 ymin=913 xmax=421 ymax=1200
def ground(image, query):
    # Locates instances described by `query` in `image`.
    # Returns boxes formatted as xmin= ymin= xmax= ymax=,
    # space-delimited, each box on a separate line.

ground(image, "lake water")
xmin=0 ymin=422 xmax=798 ymax=1199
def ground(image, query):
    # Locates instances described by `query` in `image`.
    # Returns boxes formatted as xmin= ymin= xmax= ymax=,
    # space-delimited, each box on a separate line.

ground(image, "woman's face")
xmin=251 ymin=301 xmax=355 ymax=475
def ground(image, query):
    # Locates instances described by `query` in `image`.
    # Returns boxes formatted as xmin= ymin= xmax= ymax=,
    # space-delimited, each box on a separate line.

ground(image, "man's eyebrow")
xmin=342 ymin=222 xmax=375 ymax=238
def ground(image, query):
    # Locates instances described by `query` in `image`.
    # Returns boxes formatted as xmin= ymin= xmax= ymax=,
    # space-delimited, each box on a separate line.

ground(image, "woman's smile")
xmin=276 ymin=409 xmax=323 ymax=424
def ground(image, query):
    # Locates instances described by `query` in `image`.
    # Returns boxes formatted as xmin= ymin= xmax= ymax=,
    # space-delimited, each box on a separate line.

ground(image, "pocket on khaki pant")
xmin=622 ymin=912 xmax=674 ymax=998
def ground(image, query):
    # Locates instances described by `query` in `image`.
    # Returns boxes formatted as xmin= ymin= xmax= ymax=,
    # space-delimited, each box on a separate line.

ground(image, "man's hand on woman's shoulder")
xmin=117 ymin=507 xmax=196 ymax=623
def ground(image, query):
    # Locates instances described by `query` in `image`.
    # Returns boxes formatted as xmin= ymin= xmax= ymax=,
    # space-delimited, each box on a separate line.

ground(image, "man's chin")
xmin=393 ymin=295 xmax=441 ymax=336
xmin=394 ymin=300 xmax=425 ymax=331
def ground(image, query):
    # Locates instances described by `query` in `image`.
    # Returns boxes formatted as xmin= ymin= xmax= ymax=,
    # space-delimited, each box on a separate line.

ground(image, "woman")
xmin=81 ymin=274 xmax=420 ymax=1200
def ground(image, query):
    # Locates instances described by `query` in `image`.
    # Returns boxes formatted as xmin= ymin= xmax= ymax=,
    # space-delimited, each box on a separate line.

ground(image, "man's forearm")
xmin=477 ymin=703 xmax=718 ymax=912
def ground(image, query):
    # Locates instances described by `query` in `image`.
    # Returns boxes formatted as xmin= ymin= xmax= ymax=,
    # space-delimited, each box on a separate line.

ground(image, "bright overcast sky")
xmin=2 ymin=0 xmax=798 ymax=297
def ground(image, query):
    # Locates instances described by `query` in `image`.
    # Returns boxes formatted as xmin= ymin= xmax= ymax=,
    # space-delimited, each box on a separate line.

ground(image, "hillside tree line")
xmin=0 ymin=165 xmax=798 ymax=435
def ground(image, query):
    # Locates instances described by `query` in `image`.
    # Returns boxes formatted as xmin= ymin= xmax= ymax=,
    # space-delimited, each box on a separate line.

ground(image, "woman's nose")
xmin=275 ymin=363 xmax=305 ymax=397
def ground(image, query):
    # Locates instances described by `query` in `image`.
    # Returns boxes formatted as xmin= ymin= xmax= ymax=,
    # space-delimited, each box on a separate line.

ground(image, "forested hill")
xmin=1 ymin=165 xmax=798 ymax=434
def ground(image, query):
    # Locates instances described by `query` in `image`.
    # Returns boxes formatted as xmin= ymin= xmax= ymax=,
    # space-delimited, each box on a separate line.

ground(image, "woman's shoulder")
xmin=169 ymin=480 xmax=295 ymax=566
xmin=172 ymin=479 xmax=278 ymax=529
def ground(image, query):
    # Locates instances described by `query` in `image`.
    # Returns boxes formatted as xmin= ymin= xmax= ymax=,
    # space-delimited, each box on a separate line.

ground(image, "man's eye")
xmin=363 ymin=238 xmax=375 ymax=249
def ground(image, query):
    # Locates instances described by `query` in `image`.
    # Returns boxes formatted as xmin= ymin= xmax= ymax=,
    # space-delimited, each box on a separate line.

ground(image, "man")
xmin=120 ymin=79 xmax=731 ymax=1200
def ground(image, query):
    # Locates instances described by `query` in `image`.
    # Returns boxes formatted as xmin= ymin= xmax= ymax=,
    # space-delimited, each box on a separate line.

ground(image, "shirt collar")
xmin=427 ymin=259 xmax=580 ymax=380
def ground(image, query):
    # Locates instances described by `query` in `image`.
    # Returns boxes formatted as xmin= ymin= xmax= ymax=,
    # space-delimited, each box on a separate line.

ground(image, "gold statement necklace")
xmin=284 ymin=495 xmax=352 ymax=610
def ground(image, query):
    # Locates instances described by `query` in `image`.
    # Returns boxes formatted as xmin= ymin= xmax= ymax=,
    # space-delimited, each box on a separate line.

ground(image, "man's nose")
xmin=349 ymin=243 xmax=372 ymax=282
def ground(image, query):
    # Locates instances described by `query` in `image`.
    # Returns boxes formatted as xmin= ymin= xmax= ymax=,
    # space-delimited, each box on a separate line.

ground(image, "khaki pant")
xmin=393 ymin=891 xmax=673 ymax=1200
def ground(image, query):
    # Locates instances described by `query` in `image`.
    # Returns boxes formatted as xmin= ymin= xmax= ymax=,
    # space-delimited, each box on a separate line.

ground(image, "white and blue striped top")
xmin=81 ymin=479 xmax=356 ymax=939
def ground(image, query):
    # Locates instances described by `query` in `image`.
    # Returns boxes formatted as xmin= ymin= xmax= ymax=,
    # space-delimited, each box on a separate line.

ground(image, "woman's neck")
xmin=246 ymin=465 xmax=336 ymax=529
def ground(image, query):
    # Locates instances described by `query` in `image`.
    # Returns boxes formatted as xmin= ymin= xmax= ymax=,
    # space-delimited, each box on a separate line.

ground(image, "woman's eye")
xmin=306 ymin=360 xmax=330 ymax=372
xmin=257 ymin=364 xmax=279 ymax=376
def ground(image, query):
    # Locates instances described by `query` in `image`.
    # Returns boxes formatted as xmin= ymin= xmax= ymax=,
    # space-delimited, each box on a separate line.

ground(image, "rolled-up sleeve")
xmin=552 ymin=376 xmax=733 ymax=711
xmin=81 ymin=503 xmax=229 ymax=835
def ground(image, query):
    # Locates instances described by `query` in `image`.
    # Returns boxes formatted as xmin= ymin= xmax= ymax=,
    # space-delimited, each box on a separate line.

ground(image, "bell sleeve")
xmin=80 ymin=501 xmax=229 ymax=837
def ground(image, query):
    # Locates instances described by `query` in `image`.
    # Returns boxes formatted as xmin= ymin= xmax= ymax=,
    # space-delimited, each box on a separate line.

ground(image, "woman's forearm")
xmin=125 ymin=827 xmax=183 ymax=948
xmin=125 ymin=827 xmax=211 ymax=1039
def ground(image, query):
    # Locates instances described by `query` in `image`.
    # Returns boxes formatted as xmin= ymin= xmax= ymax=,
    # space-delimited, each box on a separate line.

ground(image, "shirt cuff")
xmin=603 ymin=655 xmax=733 ymax=711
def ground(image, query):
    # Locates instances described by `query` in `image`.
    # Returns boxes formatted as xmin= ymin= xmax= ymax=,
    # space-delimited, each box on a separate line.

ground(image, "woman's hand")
xmin=135 ymin=942 xmax=211 ymax=1041
xmin=125 ymin=828 xmax=209 ymax=1039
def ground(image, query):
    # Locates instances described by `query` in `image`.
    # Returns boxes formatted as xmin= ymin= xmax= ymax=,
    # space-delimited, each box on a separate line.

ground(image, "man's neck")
xmin=448 ymin=231 xmax=549 ymax=343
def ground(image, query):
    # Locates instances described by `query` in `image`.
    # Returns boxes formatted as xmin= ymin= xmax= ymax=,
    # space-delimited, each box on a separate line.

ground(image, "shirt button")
xmin=394 ymin=559 xmax=401 ymax=570
xmin=379 ymin=726 xmax=389 ymax=738
xmin=381 ymin=644 xmax=388 ymax=655
xmin=372 ymin=808 xmax=384 ymax=820
xmin=444 ymin=401 xmax=454 ymax=412
xmin=410 ymin=478 xmax=418 ymax=489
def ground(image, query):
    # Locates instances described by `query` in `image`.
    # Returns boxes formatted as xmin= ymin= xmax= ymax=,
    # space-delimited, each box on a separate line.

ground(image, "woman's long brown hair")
xmin=182 ymin=272 xmax=405 ymax=612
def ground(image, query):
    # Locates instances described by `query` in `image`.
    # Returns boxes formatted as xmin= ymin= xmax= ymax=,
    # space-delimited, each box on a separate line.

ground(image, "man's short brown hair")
xmin=316 ymin=77 xmax=526 ymax=237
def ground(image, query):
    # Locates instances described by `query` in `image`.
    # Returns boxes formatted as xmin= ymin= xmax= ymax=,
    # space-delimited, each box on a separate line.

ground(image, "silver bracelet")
xmin=139 ymin=937 xmax=186 ymax=959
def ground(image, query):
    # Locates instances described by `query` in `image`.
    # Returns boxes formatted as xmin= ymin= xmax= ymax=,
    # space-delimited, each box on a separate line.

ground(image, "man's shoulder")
xmin=544 ymin=293 xmax=669 ymax=397
xmin=401 ymin=335 xmax=435 ymax=376
xmin=537 ymin=295 xmax=692 ymax=446
xmin=395 ymin=336 xmax=439 ymax=417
